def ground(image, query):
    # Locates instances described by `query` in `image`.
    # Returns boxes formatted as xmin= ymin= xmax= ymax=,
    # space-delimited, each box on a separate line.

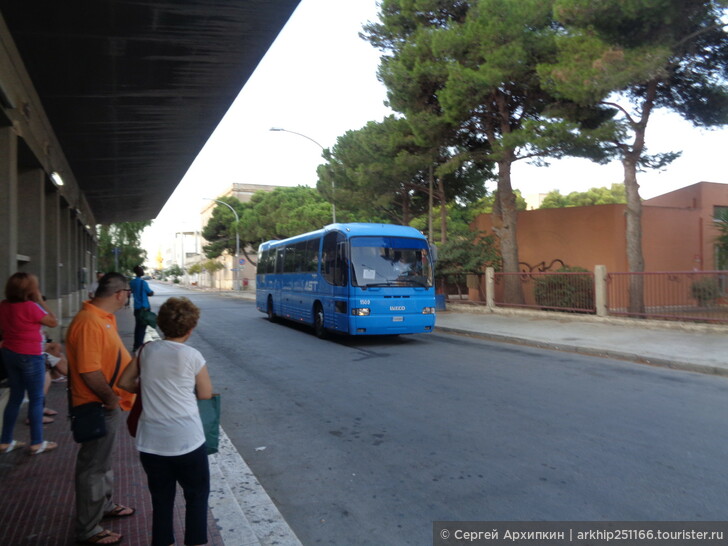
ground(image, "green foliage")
xmin=539 ymin=184 xmax=627 ymax=208
xmin=165 ymin=264 xmax=183 ymax=281
xmin=201 ymin=196 xmax=246 ymax=260
xmin=540 ymin=0 xmax=728 ymax=160
xmin=691 ymin=277 xmax=721 ymax=306
xmin=409 ymin=190 xmax=527 ymax=239
xmin=319 ymin=115 xmax=490 ymax=227
xmin=97 ymin=222 xmax=151 ymax=275
xmin=202 ymin=260 xmax=225 ymax=275
xmin=435 ymin=232 xmax=502 ymax=289
xmin=239 ymin=186 xmax=340 ymax=243
xmin=187 ymin=263 xmax=202 ymax=275
xmin=202 ymin=188 xmax=344 ymax=266
xmin=534 ymin=266 xmax=595 ymax=312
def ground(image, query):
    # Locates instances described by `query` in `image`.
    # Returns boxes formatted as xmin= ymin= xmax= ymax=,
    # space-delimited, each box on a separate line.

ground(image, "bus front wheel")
xmin=314 ymin=303 xmax=326 ymax=339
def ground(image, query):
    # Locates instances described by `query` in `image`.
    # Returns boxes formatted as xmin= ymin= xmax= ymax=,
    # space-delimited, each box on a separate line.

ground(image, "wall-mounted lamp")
xmin=50 ymin=172 xmax=64 ymax=187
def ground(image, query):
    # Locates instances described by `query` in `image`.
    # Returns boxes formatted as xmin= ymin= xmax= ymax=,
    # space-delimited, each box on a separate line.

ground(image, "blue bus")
xmin=256 ymin=223 xmax=437 ymax=337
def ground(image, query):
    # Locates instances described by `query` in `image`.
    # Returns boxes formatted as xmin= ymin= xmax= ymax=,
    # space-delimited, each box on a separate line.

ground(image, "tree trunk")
xmin=492 ymin=157 xmax=524 ymax=305
xmin=437 ymin=176 xmax=447 ymax=244
xmin=621 ymin=80 xmax=656 ymax=316
xmin=623 ymin=155 xmax=645 ymax=315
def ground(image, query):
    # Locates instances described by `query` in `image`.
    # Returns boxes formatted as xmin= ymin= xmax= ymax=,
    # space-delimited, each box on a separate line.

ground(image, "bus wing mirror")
xmin=429 ymin=243 xmax=438 ymax=263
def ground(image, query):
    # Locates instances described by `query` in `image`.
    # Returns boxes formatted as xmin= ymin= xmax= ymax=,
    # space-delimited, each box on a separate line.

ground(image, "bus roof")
xmin=258 ymin=223 xmax=427 ymax=250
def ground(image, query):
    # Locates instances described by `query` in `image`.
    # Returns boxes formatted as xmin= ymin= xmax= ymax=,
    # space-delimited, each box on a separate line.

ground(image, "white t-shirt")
xmin=135 ymin=340 xmax=206 ymax=456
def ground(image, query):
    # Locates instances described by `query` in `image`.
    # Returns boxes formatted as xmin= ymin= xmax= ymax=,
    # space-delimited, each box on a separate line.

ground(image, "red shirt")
xmin=0 ymin=300 xmax=47 ymax=355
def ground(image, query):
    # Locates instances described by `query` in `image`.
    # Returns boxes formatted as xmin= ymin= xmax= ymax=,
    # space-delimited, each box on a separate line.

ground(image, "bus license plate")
xmin=393 ymin=316 xmax=404 ymax=322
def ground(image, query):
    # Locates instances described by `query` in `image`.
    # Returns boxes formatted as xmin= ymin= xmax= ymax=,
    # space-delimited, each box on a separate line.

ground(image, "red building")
xmin=472 ymin=182 xmax=728 ymax=273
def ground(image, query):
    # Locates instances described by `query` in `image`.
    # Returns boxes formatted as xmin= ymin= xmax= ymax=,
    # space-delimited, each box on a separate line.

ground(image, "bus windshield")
xmin=350 ymin=236 xmax=433 ymax=288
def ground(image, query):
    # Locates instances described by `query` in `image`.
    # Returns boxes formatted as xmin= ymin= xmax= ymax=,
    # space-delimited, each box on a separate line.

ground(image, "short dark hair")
xmin=133 ymin=265 xmax=145 ymax=277
xmin=4 ymin=272 xmax=36 ymax=302
xmin=94 ymin=272 xmax=129 ymax=298
xmin=157 ymin=297 xmax=200 ymax=338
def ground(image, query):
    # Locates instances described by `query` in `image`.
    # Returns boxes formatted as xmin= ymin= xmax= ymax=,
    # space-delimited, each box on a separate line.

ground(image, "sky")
xmin=142 ymin=0 xmax=728 ymax=255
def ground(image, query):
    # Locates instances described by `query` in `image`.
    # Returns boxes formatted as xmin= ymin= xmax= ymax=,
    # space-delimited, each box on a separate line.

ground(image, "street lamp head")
xmin=269 ymin=127 xmax=284 ymax=132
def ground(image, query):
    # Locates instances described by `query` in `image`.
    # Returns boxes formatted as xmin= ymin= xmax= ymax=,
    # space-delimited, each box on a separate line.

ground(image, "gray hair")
xmin=94 ymin=272 xmax=129 ymax=298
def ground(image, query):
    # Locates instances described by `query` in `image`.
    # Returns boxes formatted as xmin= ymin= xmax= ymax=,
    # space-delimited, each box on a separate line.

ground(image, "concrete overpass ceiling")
xmin=1 ymin=0 xmax=301 ymax=224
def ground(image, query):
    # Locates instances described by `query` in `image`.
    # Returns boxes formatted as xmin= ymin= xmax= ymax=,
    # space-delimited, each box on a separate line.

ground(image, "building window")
xmin=713 ymin=206 xmax=728 ymax=222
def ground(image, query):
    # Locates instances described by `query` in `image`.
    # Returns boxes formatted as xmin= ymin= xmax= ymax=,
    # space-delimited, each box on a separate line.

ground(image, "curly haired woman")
xmin=119 ymin=297 xmax=212 ymax=546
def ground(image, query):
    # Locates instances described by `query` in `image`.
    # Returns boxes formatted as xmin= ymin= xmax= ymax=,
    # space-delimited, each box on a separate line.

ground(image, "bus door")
xmin=321 ymin=231 xmax=350 ymax=334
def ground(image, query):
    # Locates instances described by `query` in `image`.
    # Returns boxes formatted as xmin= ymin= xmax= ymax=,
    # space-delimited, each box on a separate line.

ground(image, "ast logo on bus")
xmin=390 ymin=306 xmax=406 ymax=311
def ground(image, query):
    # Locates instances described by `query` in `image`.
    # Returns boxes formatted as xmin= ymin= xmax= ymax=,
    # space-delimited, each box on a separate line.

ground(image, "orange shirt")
xmin=66 ymin=301 xmax=134 ymax=410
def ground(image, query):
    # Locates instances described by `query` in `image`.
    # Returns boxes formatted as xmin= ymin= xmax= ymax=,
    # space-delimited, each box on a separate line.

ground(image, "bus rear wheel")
xmin=314 ymin=303 xmax=326 ymax=339
xmin=267 ymin=296 xmax=277 ymax=322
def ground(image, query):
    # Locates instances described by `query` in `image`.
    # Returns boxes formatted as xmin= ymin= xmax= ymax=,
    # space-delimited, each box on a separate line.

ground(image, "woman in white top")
xmin=119 ymin=297 xmax=212 ymax=546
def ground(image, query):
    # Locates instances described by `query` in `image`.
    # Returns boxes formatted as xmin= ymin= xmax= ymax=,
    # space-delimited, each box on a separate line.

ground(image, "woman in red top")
xmin=0 ymin=272 xmax=59 ymax=454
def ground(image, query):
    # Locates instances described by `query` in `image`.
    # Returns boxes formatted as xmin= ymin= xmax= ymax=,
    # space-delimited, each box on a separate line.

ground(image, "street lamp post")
xmin=204 ymin=198 xmax=240 ymax=291
xmin=269 ymin=127 xmax=336 ymax=223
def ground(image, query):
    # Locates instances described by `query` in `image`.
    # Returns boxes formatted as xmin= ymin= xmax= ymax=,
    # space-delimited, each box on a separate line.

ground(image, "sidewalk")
xmin=437 ymin=302 xmax=728 ymax=377
xmin=0 ymin=304 xmax=302 ymax=546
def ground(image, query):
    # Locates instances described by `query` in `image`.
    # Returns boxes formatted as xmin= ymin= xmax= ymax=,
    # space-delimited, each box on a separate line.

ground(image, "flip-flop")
xmin=26 ymin=416 xmax=55 ymax=425
xmin=102 ymin=504 xmax=136 ymax=519
xmin=0 ymin=440 xmax=27 ymax=453
xmin=77 ymin=529 xmax=123 ymax=545
xmin=29 ymin=440 xmax=58 ymax=455
xmin=44 ymin=408 xmax=59 ymax=416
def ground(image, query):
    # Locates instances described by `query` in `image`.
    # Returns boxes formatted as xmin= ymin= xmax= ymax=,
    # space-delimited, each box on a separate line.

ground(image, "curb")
xmin=210 ymin=430 xmax=303 ymax=546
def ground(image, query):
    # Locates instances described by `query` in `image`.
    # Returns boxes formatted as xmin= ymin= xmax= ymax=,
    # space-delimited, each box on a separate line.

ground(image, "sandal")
xmin=29 ymin=440 xmax=58 ymax=455
xmin=77 ymin=529 xmax=123 ymax=545
xmin=44 ymin=408 xmax=59 ymax=416
xmin=103 ymin=504 xmax=136 ymax=519
xmin=0 ymin=440 xmax=27 ymax=453
xmin=26 ymin=416 xmax=55 ymax=425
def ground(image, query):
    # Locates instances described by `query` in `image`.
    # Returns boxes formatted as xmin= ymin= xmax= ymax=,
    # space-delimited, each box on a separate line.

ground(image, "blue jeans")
xmin=1 ymin=348 xmax=46 ymax=445
xmin=140 ymin=443 xmax=209 ymax=546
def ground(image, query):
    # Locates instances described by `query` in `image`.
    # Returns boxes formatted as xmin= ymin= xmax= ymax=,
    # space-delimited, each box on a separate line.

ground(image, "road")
xmin=150 ymin=283 xmax=728 ymax=545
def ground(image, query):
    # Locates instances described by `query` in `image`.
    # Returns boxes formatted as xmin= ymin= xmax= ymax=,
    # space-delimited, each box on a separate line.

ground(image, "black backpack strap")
xmin=109 ymin=350 xmax=121 ymax=387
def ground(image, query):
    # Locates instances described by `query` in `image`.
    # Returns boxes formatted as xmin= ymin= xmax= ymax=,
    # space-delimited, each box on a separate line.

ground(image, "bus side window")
xmin=322 ymin=231 xmax=347 ymax=286
xmin=275 ymin=248 xmax=285 ymax=274
xmin=335 ymin=241 xmax=348 ymax=286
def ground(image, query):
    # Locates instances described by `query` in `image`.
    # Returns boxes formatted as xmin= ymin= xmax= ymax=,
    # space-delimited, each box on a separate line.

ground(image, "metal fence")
xmin=607 ymin=271 xmax=728 ymax=323
xmin=493 ymin=270 xmax=596 ymax=314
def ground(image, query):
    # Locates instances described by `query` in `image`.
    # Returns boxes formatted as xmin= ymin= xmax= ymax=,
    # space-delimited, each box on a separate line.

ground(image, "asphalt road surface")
xmin=149 ymin=283 xmax=728 ymax=545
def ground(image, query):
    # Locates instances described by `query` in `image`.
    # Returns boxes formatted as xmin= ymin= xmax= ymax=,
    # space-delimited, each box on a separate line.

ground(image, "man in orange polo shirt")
xmin=66 ymin=272 xmax=135 ymax=546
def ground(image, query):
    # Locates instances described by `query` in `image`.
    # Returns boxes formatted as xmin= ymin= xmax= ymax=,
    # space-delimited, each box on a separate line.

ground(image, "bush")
xmin=534 ymin=266 xmax=594 ymax=312
xmin=691 ymin=277 xmax=721 ymax=306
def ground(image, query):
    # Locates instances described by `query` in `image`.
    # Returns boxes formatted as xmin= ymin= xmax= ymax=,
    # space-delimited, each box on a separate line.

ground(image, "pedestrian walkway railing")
xmin=606 ymin=271 xmax=728 ymax=323
xmin=482 ymin=267 xmax=728 ymax=324
xmin=492 ymin=270 xmax=596 ymax=314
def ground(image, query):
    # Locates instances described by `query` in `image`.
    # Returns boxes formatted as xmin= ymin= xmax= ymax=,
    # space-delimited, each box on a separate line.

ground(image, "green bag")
xmin=139 ymin=308 xmax=157 ymax=328
xmin=197 ymin=394 xmax=220 ymax=455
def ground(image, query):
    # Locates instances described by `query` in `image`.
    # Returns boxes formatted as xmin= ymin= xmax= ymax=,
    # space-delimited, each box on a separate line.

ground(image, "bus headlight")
xmin=352 ymin=308 xmax=371 ymax=316
xmin=422 ymin=307 xmax=435 ymax=314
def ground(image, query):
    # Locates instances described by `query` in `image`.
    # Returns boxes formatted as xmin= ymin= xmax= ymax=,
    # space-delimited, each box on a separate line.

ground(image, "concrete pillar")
xmin=17 ymin=169 xmax=45 ymax=279
xmin=595 ymin=265 xmax=607 ymax=317
xmin=0 ymin=127 xmax=18 ymax=281
xmin=44 ymin=189 xmax=63 ymax=341
xmin=60 ymin=203 xmax=73 ymax=318
xmin=485 ymin=267 xmax=495 ymax=311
